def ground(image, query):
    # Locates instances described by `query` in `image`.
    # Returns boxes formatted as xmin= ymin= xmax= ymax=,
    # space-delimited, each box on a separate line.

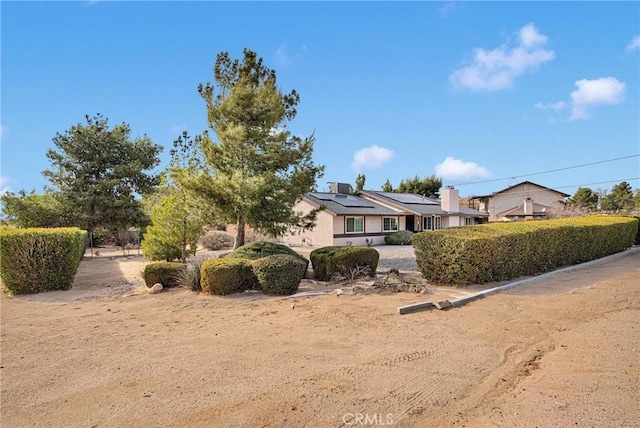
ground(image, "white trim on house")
xmin=345 ymin=216 xmax=365 ymax=234
xmin=382 ymin=216 xmax=399 ymax=232
xmin=280 ymin=185 xmax=489 ymax=247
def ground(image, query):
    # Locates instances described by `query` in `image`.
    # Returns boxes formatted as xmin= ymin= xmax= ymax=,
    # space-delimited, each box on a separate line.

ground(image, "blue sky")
xmin=2 ymin=1 xmax=639 ymax=199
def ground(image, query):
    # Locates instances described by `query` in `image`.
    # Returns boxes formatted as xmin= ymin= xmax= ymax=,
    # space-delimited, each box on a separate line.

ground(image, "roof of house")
xmin=359 ymin=191 xmax=489 ymax=217
xmin=472 ymin=181 xmax=571 ymax=199
xmin=497 ymin=201 xmax=549 ymax=217
xmin=305 ymin=192 xmax=400 ymax=216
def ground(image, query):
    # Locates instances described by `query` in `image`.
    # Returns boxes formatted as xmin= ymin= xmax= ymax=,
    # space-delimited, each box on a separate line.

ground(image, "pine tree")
xmin=42 ymin=114 xmax=161 ymax=233
xmin=193 ymin=49 xmax=324 ymax=248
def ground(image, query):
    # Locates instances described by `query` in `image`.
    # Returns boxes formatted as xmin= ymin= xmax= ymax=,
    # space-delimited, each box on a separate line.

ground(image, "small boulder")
xmin=149 ymin=283 xmax=163 ymax=294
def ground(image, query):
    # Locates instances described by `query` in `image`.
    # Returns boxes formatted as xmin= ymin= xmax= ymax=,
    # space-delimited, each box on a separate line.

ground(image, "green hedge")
xmin=413 ymin=216 xmax=638 ymax=286
xmin=310 ymin=246 xmax=379 ymax=281
xmin=221 ymin=241 xmax=308 ymax=270
xmin=0 ymin=227 xmax=86 ymax=294
xmin=385 ymin=230 xmax=414 ymax=245
xmin=142 ymin=262 xmax=186 ymax=288
xmin=252 ymin=254 xmax=307 ymax=295
xmin=200 ymin=258 xmax=257 ymax=295
xmin=630 ymin=215 xmax=640 ymax=245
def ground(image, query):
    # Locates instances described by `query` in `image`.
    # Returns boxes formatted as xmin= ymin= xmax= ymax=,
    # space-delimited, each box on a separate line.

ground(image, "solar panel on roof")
xmin=339 ymin=195 xmax=375 ymax=208
xmin=379 ymin=192 xmax=439 ymax=205
xmin=309 ymin=193 xmax=333 ymax=201
xmin=309 ymin=193 xmax=374 ymax=208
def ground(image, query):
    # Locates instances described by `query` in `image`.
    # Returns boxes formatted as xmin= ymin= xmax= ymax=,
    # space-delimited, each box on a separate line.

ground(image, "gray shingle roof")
xmin=472 ymin=181 xmax=570 ymax=199
xmin=360 ymin=191 xmax=489 ymax=217
xmin=305 ymin=193 xmax=401 ymax=216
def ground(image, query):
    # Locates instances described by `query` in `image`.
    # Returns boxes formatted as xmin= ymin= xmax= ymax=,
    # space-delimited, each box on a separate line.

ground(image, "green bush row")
xmin=413 ymin=216 xmax=638 ymax=286
xmin=630 ymin=215 xmax=640 ymax=245
xmin=309 ymin=246 xmax=379 ymax=281
xmin=385 ymin=230 xmax=414 ymax=245
xmin=199 ymin=241 xmax=309 ymax=296
xmin=221 ymin=241 xmax=309 ymax=268
xmin=142 ymin=262 xmax=186 ymax=288
xmin=0 ymin=227 xmax=87 ymax=294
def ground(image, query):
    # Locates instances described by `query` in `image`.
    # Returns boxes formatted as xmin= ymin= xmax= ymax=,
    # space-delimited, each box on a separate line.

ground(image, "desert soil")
xmin=1 ymin=247 xmax=639 ymax=427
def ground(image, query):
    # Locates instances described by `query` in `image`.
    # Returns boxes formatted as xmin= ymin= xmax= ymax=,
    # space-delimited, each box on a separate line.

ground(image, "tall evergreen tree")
xmin=43 ymin=114 xmax=162 ymax=233
xmin=194 ymin=49 xmax=324 ymax=248
xmin=600 ymin=181 xmax=635 ymax=212
xmin=381 ymin=179 xmax=393 ymax=192
xmin=395 ymin=174 xmax=442 ymax=198
xmin=568 ymin=187 xmax=599 ymax=211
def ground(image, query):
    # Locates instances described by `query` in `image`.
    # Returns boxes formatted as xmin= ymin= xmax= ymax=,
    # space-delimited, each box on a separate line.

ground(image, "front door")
xmin=406 ymin=215 xmax=415 ymax=232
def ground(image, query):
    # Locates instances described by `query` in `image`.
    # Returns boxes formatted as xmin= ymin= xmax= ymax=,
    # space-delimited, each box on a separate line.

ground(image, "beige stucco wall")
xmin=282 ymin=202 xmax=410 ymax=247
xmin=486 ymin=184 xmax=566 ymax=221
xmin=280 ymin=200 xmax=335 ymax=247
xmin=333 ymin=236 xmax=387 ymax=246
xmin=334 ymin=214 xmax=404 ymax=246
xmin=442 ymin=215 xmax=461 ymax=228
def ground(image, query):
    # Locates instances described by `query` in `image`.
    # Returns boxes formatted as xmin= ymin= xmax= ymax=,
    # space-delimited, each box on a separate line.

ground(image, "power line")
xmin=554 ymin=177 xmax=639 ymax=190
xmin=450 ymin=154 xmax=640 ymax=187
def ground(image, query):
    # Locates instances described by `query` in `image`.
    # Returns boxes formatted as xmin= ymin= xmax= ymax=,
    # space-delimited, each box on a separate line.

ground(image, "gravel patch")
xmin=373 ymin=245 xmax=419 ymax=273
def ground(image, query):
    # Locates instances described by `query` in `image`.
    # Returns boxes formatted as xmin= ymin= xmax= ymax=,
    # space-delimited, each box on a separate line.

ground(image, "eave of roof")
xmin=359 ymin=190 xmax=489 ymax=217
xmin=471 ymin=181 xmax=571 ymax=199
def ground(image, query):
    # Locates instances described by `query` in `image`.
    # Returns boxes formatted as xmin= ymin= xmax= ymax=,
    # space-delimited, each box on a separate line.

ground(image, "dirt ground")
xmin=1 ymin=248 xmax=639 ymax=427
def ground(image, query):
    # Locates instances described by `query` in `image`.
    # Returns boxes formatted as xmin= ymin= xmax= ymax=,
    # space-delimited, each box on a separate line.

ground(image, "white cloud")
xmin=351 ymin=145 xmax=394 ymax=172
xmin=0 ymin=124 xmax=7 ymax=139
xmin=534 ymin=101 xmax=567 ymax=111
xmin=626 ymin=35 xmax=640 ymax=52
xmin=0 ymin=176 xmax=13 ymax=195
xmin=569 ymin=77 xmax=626 ymax=120
xmin=450 ymin=23 xmax=554 ymax=92
xmin=437 ymin=2 xmax=457 ymax=19
xmin=434 ymin=157 xmax=492 ymax=182
xmin=274 ymin=44 xmax=307 ymax=68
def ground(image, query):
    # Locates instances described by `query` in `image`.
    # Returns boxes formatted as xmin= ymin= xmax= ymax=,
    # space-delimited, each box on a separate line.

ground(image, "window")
xmin=346 ymin=217 xmax=364 ymax=233
xmin=434 ymin=216 xmax=442 ymax=230
xmin=424 ymin=216 xmax=432 ymax=231
xmin=383 ymin=217 xmax=398 ymax=232
xmin=465 ymin=217 xmax=473 ymax=226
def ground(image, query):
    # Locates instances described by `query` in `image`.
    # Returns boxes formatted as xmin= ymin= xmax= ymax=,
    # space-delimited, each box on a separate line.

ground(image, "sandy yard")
xmin=1 ymin=247 xmax=639 ymax=427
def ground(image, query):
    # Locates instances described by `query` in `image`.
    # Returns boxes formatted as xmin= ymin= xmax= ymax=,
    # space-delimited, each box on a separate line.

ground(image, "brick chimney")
xmin=441 ymin=186 xmax=460 ymax=213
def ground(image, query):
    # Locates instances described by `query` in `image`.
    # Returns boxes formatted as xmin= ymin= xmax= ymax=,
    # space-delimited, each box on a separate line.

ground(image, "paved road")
xmin=504 ymin=247 xmax=640 ymax=295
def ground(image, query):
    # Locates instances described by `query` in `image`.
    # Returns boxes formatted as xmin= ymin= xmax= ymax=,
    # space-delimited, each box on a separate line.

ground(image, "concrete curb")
xmin=398 ymin=247 xmax=640 ymax=314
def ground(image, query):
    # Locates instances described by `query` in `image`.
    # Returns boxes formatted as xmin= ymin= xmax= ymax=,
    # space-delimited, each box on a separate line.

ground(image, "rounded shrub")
xmin=310 ymin=246 xmax=380 ymax=281
xmin=221 ymin=241 xmax=308 ymax=270
xmin=140 ymin=232 xmax=182 ymax=262
xmin=251 ymin=254 xmax=307 ymax=295
xmin=199 ymin=230 xmax=234 ymax=250
xmin=0 ymin=227 xmax=86 ymax=294
xmin=142 ymin=262 xmax=186 ymax=288
xmin=200 ymin=258 xmax=257 ymax=295
xmin=384 ymin=230 xmax=414 ymax=245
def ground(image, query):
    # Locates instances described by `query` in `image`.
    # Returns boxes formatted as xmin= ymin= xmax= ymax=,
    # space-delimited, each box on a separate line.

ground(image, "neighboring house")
xmin=470 ymin=181 xmax=570 ymax=222
xmin=281 ymin=183 xmax=489 ymax=247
